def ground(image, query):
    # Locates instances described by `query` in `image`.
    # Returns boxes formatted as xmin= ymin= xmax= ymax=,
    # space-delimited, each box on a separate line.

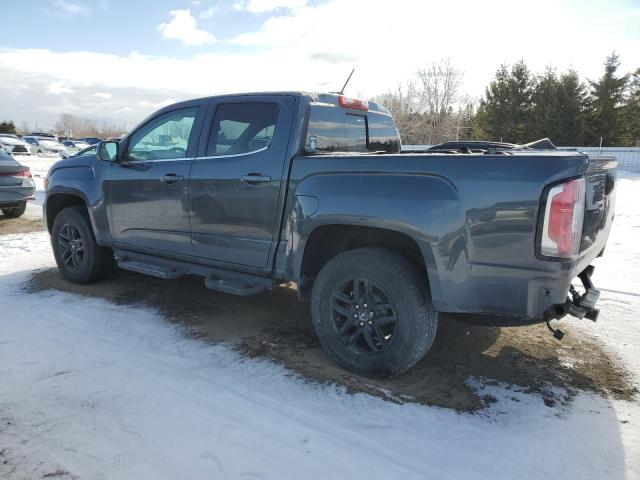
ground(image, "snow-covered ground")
xmin=0 ymin=165 xmax=638 ymax=479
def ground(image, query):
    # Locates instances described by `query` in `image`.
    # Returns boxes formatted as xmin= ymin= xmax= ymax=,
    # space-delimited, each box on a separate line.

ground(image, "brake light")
xmin=540 ymin=178 xmax=585 ymax=258
xmin=0 ymin=169 xmax=32 ymax=178
xmin=338 ymin=95 xmax=369 ymax=111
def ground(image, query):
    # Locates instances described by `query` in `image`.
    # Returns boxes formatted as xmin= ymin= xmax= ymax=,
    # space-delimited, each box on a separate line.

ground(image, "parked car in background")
xmin=62 ymin=140 xmax=91 ymax=154
xmin=27 ymin=132 xmax=59 ymax=141
xmin=0 ymin=134 xmax=32 ymax=156
xmin=60 ymin=144 xmax=97 ymax=159
xmin=0 ymin=149 xmax=35 ymax=218
xmin=22 ymin=136 xmax=67 ymax=156
xmin=81 ymin=137 xmax=102 ymax=145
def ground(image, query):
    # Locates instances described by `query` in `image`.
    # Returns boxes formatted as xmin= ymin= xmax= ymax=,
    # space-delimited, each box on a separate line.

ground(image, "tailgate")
xmin=580 ymin=155 xmax=617 ymax=256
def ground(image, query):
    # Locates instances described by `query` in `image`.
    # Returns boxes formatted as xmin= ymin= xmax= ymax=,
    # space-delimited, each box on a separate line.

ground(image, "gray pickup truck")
xmin=44 ymin=92 xmax=617 ymax=377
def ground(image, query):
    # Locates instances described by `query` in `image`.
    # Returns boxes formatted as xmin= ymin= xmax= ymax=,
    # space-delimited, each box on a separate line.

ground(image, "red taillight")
xmin=338 ymin=95 xmax=369 ymax=111
xmin=0 ymin=169 xmax=32 ymax=178
xmin=540 ymin=178 xmax=585 ymax=258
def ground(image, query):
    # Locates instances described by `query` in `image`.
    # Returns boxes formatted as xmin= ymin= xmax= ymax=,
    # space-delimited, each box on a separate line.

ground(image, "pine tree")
xmin=587 ymin=52 xmax=628 ymax=146
xmin=554 ymin=70 xmax=589 ymax=146
xmin=620 ymin=68 xmax=640 ymax=146
xmin=0 ymin=120 xmax=16 ymax=134
xmin=530 ymin=67 xmax=560 ymax=141
xmin=475 ymin=61 xmax=535 ymax=143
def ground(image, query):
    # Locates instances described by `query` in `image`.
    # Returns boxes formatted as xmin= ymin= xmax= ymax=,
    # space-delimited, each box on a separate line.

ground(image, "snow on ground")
xmin=0 ymin=172 xmax=639 ymax=479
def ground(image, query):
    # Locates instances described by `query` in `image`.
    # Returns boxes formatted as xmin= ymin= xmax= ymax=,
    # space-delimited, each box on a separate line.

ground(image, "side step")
xmin=204 ymin=270 xmax=273 ymax=296
xmin=115 ymin=248 xmax=275 ymax=296
xmin=118 ymin=260 xmax=187 ymax=280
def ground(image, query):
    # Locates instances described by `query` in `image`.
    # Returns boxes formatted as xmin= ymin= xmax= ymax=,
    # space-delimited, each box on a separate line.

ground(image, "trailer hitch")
xmin=569 ymin=265 xmax=600 ymax=322
xmin=545 ymin=265 xmax=601 ymax=340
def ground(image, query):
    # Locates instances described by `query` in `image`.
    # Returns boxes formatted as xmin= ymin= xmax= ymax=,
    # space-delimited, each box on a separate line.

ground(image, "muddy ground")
xmin=27 ymin=267 xmax=637 ymax=411
xmin=0 ymin=212 xmax=44 ymax=236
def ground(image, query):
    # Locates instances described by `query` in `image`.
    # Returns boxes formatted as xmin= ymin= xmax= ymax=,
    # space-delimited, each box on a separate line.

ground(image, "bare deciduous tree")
xmin=415 ymin=59 xmax=466 ymax=144
xmin=53 ymin=114 xmax=124 ymax=139
xmin=372 ymin=59 xmax=473 ymax=145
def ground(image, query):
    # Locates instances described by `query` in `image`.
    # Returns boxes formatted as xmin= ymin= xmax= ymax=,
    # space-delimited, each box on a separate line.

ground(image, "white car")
xmin=22 ymin=136 xmax=68 ymax=156
xmin=0 ymin=134 xmax=31 ymax=156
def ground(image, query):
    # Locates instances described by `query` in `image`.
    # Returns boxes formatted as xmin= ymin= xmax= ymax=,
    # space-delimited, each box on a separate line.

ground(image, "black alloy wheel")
xmin=57 ymin=223 xmax=85 ymax=270
xmin=330 ymin=277 xmax=398 ymax=355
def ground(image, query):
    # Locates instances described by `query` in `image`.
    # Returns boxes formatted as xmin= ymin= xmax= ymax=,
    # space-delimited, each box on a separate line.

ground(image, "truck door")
xmin=189 ymin=96 xmax=295 ymax=270
xmin=104 ymin=102 xmax=206 ymax=255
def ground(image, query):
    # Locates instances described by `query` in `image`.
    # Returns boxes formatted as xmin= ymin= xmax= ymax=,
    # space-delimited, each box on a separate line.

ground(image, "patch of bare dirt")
xmin=26 ymin=268 xmax=637 ymax=411
xmin=0 ymin=212 xmax=44 ymax=235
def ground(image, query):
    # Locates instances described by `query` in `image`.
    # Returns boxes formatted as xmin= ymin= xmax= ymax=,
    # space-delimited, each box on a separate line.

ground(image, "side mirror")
xmin=97 ymin=140 xmax=119 ymax=162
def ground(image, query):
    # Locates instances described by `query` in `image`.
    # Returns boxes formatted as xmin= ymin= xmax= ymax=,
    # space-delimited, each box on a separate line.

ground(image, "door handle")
xmin=161 ymin=174 xmax=183 ymax=184
xmin=241 ymin=173 xmax=271 ymax=184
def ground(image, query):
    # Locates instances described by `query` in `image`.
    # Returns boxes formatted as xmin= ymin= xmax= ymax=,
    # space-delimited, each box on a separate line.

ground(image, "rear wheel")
xmin=1 ymin=202 xmax=27 ymax=218
xmin=51 ymin=206 xmax=113 ymax=284
xmin=310 ymin=247 xmax=438 ymax=378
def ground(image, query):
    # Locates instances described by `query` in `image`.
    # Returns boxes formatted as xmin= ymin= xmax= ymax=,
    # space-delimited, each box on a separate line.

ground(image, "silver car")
xmin=22 ymin=136 xmax=67 ymax=156
xmin=0 ymin=149 xmax=36 ymax=219
xmin=0 ymin=134 xmax=31 ymax=156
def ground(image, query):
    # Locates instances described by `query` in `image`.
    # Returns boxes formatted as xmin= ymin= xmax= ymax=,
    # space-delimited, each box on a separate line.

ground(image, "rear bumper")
xmin=433 ymin=251 xmax=604 ymax=323
xmin=0 ymin=179 xmax=36 ymax=207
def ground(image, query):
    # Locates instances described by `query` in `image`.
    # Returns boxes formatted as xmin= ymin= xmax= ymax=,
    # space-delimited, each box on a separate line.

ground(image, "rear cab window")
xmin=305 ymin=100 xmax=400 ymax=154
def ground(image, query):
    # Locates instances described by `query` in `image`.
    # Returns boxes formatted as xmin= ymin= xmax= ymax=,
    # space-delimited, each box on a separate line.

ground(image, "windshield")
xmin=39 ymin=140 xmax=59 ymax=147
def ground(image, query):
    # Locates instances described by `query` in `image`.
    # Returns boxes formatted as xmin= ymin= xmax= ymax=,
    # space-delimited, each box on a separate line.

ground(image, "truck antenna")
xmin=339 ymin=68 xmax=355 ymax=95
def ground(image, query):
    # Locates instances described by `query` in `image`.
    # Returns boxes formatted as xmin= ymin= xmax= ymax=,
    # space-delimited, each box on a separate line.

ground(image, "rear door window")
xmin=306 ymin=107 xmax=367 ymax=152
xmin=206 ymin=103 xmax=279 ymax=157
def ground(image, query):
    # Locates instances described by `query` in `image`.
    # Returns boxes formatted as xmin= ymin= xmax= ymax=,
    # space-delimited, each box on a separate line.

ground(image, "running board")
xmin=204 ymin=270 xmax=273 ymax=296
xmin=114 ymin=248 xmax=274 ymax=296
xmin=117 ymin=260 xmax=187 ymax=280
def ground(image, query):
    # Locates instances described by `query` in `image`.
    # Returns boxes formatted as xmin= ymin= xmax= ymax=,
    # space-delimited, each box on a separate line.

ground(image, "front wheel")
xmin=51 ymin=206 xmax=113 ymax=284
xmin=1 ymin=202 xmax=27 ymax=218
xmin=310 ymin=247 xmax=438 ymax=378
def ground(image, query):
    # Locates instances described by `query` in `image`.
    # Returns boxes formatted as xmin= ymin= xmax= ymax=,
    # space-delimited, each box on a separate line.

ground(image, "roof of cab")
xmin=159 ymin=91 xmax=390 ymax=115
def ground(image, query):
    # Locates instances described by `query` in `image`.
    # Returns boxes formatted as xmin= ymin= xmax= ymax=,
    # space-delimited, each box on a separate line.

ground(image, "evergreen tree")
xmin=587 ymin=52 xmax=628 ymax=146
xmin=0 ymin=120 xmax=16 ymax=134
xmin=554 ymin=70 xmax=589 ymax=146
xmin=475 ymin=61 xmax=535 ymax=143
xmin=530 ymin=67 xmax=560 ymax=141
xmin=620 ymin=68 xmax=640 ymax=146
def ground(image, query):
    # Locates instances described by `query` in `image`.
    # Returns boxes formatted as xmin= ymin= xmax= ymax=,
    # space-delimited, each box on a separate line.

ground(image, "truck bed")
xmin=283 ymin=150 xmax=616 ymax=320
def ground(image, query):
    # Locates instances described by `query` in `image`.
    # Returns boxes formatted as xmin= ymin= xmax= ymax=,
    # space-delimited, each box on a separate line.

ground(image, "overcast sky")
xmin=1 ymin=0 xmax=639 ymax=131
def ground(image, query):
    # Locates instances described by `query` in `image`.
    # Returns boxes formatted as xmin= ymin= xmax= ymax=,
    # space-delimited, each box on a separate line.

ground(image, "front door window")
xmin=126 ymin=108 xmax=198 ymax=161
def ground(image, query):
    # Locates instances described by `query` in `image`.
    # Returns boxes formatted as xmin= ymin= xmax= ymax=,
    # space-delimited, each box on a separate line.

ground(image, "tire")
xmin=1 ymin=202 xmax=27 ymax=218
xmin=51 ymin=206 xmax=113 ymax=284
xmin=310 ymin=247 xmax=438 ymax=378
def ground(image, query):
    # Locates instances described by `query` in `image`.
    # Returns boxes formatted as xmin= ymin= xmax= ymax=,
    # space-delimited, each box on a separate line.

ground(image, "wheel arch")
xmin=45 ymin=190 xmax=91 ymax=234
xmin=297 ymin=223 xmax=441 ymax=301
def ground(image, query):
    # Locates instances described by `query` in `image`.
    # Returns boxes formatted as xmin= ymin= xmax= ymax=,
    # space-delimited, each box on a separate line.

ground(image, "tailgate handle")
xmin=241 ymin=173 xmax=271 ymax=184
